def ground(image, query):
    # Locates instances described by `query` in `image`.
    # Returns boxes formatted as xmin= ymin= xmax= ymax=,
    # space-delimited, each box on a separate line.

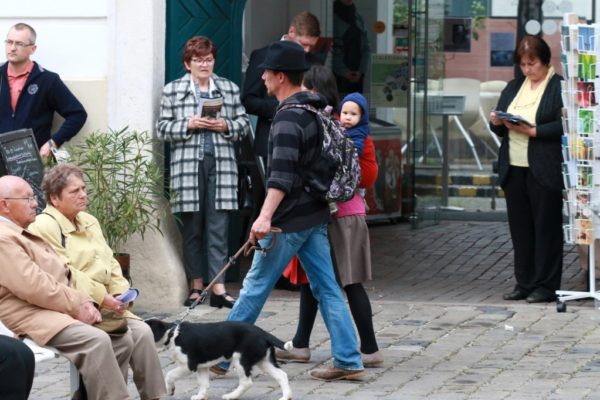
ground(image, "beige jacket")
xmin=0 ymin=219 xmax=91 ymax=345
xmin=30 ymin=206 xmax=136 ymax=319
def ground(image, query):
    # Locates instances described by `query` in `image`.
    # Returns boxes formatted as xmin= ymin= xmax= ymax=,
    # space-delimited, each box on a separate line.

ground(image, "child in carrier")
xmin=338 ymin=92 xmax=378 ymax=202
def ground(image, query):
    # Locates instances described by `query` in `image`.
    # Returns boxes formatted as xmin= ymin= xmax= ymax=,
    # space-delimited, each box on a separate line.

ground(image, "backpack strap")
xmin=40 ymin=212 xmax=66 ymax=248
xmin=276 ymin=102 xmax=318 ymax=115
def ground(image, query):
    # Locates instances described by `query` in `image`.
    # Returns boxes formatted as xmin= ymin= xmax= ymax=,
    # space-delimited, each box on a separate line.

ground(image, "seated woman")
xmin=29 ymin=163 xmax=166 ymax=400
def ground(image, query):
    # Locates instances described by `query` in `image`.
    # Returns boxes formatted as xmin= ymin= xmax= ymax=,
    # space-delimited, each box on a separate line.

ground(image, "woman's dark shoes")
xmin=502 ymin=290 xmax=528 ymax=301
xmin=525 ymin=292 xmax=555 ymax=303
xmin=183 ymin=288 xmax=204 ymax=307
xmin=210 ymin=292 xmax=236 ymax=309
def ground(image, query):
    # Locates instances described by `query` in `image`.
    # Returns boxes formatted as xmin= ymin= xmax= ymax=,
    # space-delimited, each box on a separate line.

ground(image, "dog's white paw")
xmin=166 ymin=380 xmax=175 ymax=396
xmin=277 ymin=396 xmax=292 ymax=400
xmin=191 ymin=394 xmax=207 ymax=400
xmin=222 ymin=393 xmax=239 ymax=400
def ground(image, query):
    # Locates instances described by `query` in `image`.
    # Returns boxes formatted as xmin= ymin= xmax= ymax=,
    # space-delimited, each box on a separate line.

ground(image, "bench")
xmin=0 ymin=320 xmax=80 ymax=397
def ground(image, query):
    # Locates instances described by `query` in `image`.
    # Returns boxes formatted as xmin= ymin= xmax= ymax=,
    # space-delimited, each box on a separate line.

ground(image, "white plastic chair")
xmin=442 ymin=77 xmax=483 ymax=170
xmin=395 ymin=80 xmax=444 ymax=161
xmin=476 ymin=80 xmax=507 ymax=148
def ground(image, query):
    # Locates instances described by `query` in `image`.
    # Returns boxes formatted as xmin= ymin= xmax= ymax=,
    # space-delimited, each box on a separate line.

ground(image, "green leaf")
xmin=66 ymin=128 xmax=168 ymax=252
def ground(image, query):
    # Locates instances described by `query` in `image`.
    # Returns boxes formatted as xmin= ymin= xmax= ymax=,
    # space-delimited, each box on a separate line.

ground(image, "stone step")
xmin=415 ymin=173 xmax=499 ymax=187
xmin=415 ymin=183 xmax=504 ymax=198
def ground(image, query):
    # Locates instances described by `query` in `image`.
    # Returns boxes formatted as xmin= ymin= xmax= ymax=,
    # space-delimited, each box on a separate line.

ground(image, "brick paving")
xmin=29 ymin=220 xmax=600 ymax=400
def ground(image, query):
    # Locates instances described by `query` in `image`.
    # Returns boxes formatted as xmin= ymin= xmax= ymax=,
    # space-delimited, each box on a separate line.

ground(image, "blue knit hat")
xmin=339 ymin=92 xmax=369 ymax=125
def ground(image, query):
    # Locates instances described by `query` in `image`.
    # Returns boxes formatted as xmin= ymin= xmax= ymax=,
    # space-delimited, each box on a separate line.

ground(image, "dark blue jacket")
xmin=0 ymin=61 xmax=87 ymax=148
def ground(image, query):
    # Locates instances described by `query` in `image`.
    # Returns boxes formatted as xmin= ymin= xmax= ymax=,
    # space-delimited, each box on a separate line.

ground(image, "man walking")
xmin=241 ymin=12 xmax=324 ymax=289
xmin=226 ymin=40 xmax=365 ymax=381
xmin=0 ymin=23 xmax=87 ymax=158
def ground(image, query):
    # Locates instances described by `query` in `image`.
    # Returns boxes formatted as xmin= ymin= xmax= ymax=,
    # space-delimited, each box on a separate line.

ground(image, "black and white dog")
xmin=145 ymin=318 xmax=292 ymax=400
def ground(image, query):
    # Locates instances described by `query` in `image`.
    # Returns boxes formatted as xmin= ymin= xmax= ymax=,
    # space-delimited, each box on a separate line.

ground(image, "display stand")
xmin=428 ymin=95 xmax=466 ymax=206
xmin=556 ymin=15 xmax=600 ymax=312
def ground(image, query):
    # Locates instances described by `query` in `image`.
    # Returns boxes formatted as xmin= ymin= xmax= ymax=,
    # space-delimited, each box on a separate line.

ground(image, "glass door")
xmin=404 ymin=0 xmax=445 ymax=227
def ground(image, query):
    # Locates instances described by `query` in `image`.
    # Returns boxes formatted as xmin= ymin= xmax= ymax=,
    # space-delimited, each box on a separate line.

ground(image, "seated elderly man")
xmin=0 ymin=175 xmax=134 ymax=400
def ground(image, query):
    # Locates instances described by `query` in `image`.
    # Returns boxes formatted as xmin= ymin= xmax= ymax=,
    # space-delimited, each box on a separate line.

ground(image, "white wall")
xmin=1 ymin=0 xmax=186 ymax=311
xmin=1 ymin=1 xmax=110 ymax=135
xmin=107 ymin=0 xmax=185 ymax=311
xmin=0 ymin=1 xmax=108 ymax=79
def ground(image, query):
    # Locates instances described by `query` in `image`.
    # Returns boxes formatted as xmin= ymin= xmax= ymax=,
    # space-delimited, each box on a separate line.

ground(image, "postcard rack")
xmin=556 ymin=16 xmax=600 ymax=312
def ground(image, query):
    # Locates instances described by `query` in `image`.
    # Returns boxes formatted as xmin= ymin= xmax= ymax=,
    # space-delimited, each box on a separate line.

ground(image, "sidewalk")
xmin=31 ymin=221 xmax=600 ymax=400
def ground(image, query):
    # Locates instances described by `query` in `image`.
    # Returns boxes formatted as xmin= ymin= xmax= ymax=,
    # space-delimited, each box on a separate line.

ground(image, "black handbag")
xmin=238 ymin=169 xmax=254 ymax=210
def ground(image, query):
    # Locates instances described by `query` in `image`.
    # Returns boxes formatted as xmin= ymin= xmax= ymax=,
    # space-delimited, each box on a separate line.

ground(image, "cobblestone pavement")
xmin=30 ymin=221 xmax=600 ymax=400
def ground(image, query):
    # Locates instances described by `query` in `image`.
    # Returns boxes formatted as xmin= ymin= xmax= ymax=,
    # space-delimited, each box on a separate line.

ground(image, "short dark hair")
xmin=182 ymin=36 xmax=217 ymax=66
xmin=290 ymin=11 xmax=321 ymax=37
xmin=514 ymin=35 xmax=551 ymax=65
xmin=11 ymin=23 xmax=36 ymax=44
xmin=42 ymin=163 xmax=84 ymax=204
xmin=282 ymin=70 xmax=305 ymax=86
xmin=303 ymin=65 xmax=340 ymax=107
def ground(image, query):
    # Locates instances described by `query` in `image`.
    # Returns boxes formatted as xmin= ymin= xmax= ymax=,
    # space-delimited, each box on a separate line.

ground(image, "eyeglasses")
xmin=3 ymin=195 xmax=38 ymax=204
xmin=4 ymin=39 xmax=34 ymax=48
xmin=191 ymin=57 xmax=215 ymax=65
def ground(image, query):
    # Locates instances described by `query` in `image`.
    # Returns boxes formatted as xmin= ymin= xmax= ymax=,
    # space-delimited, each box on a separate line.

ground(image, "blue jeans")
xmin=227 ymin=223 xmax=363 ymax=370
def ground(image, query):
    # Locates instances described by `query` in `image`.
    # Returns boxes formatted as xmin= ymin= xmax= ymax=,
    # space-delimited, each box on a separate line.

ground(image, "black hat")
xmin=258 ymin=40 xmax=309 ymax=72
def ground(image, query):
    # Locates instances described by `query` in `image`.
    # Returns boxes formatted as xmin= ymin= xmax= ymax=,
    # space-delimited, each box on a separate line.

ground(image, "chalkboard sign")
xmin=0 ymin=129 xmax=46 ymax=210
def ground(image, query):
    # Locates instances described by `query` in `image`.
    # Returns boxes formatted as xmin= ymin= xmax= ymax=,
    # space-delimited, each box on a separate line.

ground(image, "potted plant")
xmin=67 ymin=127 xmax=168 ymax=280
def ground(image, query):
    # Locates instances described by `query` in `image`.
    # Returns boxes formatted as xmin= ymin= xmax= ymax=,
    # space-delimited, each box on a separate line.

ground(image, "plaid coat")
xmin=157 ymin=73 xmax=250 ymax=212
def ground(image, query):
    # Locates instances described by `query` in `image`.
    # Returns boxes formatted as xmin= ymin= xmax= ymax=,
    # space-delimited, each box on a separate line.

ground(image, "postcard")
xmin=578 ymin=26 xmax=595 ymax=52
xmin=562 ymin=135 xmax=570 ymax=161
xmin=577 ymin=81 xmax=596 ymax=107
xmin=576 ymin=218 xmax=593 ymax=245
xmin=575 ymin=191 xmax=593 ymax=219
xmin=562 ymin=160 xmax=576 ymax=188
xmin=578 ymin=53 xmax=597 ymax=81
xmin=577 ymin=163 xmax=593 ymax=188
xmin=578 ymin=108 xmax=595 ymax=134
xmin=561 ymin=25 xmax=571 ymax=52
xmin=575 ymin=136 xmax=594 ymax=160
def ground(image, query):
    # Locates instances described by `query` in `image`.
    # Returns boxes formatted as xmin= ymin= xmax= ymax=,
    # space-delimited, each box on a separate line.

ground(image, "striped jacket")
xmin=268 ymin=91 xmax=330 ymax=232
xmin=157 ymin=73 xmax=250 ymax=212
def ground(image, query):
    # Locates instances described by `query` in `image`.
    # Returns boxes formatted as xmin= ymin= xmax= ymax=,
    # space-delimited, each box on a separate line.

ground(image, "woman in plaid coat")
xmin=157 ymin=36 xmax=250 ymax=308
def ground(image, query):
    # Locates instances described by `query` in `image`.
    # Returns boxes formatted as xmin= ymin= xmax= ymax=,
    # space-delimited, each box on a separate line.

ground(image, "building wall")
xmin=0 ymin=0 xmax=186 ymax=310
xmin=444 ymin=18 xmax=563 ymax=82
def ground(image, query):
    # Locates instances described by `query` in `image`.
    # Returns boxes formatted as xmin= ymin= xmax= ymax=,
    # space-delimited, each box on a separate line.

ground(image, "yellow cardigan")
xmin=29 ymin=205 xmax=137 ymax=319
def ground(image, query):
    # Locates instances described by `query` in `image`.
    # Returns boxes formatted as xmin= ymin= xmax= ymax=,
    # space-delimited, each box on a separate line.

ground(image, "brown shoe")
xmin=209 ymin=364 xmax=227 ymax=376
xmin=275 ymin=341 xmax=311 ymax=363
xmin=309 ymin=366 xmax=366 ymax=381
xmin=362 ymin=350 xmax=384 ymax=368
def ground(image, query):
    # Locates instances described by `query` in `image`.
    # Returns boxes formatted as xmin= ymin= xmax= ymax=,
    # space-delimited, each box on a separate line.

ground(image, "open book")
xmin=494 ymin=111 xmax=535 ymax=127
xmin=199 ymin=97 xmax=224 ymax=119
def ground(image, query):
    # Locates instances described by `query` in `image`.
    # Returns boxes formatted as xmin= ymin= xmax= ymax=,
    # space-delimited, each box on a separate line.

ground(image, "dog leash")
xmin=177 ymin=227 xmax=282 ymax=323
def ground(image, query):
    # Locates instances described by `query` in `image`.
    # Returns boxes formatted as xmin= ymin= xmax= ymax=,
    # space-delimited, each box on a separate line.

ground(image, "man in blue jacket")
xmin=0 ymin=23 xmax=87 ymax=159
